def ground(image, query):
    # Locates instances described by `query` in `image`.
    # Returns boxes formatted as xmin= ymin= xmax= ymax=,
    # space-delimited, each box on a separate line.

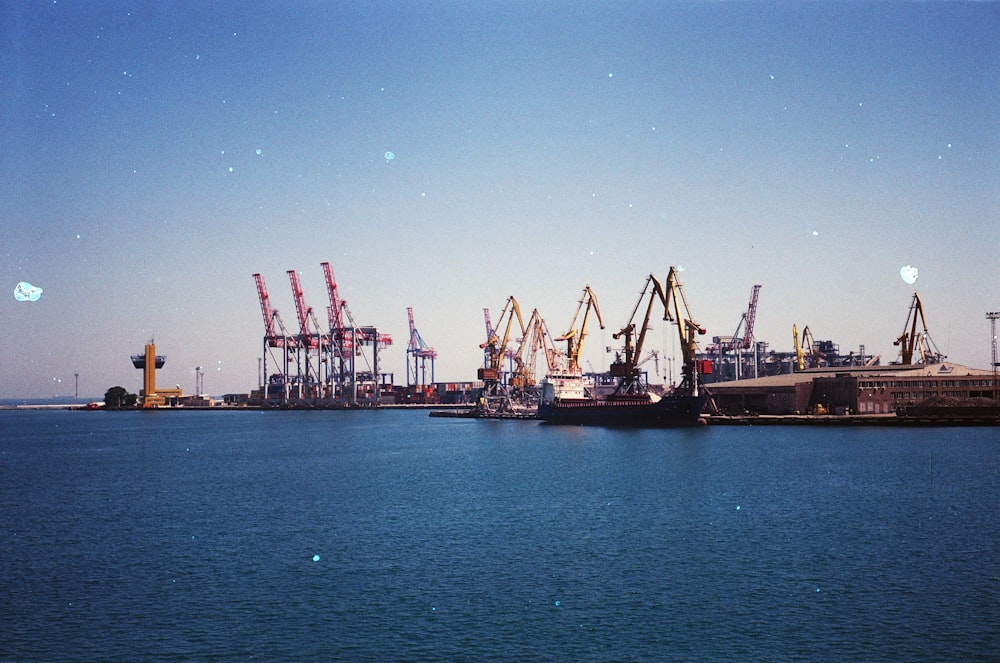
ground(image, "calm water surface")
xmin=1 ymin=409 xmax=998 ymax=661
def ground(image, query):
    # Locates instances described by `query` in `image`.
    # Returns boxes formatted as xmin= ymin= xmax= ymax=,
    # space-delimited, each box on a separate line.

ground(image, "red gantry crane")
xmin=287 ymin=269 xmax=327 ymax=399
xmin=718 ymin=284 xmax=762 ymax=379
xmin=253 ymin=272 xmax=297 ymax=402
xmin=320 ymin=261 xmax=392 ymax=404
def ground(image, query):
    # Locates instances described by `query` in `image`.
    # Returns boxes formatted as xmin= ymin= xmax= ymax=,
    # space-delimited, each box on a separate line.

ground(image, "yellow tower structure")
xmin=131 ymin=341 xmax=183 ymax=407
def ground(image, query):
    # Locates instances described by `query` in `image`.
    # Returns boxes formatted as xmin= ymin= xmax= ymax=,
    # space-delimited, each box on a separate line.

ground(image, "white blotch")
xmin=228 ymin=167 xmax=233 ymax=173
xmin=256 ymin=148 xmax=262 ymax=156
xmin=812 ymin=230 xmax=819 ymax=237
xmin=899 ymin=265 xmax=919 ymax=285
xmin=14 ymin=281 xmax=43 ymax=302
xmin=384 ymin=151 xmax=395 ymax=161
xmin=312 ymin=554 xmax=320 ymax=562
xmin=769 ymin=74 xmax=775 ymax=80
xmin=608 ymin=73 xmax=613 ymax=78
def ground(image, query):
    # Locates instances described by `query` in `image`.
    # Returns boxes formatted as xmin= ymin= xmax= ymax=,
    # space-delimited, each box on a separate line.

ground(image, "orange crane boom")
xmin=894 ymin=292 xmax=944 ymax=364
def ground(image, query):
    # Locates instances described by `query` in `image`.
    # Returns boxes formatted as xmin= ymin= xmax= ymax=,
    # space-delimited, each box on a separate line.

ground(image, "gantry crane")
xmin=252 ymin=263 xmax=393 ymax=407
xmin=477 ymin=295 xmax=526 ymax=413
xmin=555 ymin=285 xmax=604 ymax=374
xmin=406 ymin=307 xmax=437 ymax=389
xmin=894 ymin=292 xmax=945 ymax=365
xmin=320 ymin=261 xmax=392 ymax=404
xmin=253 ymin=272 xmax=296 ymax=402
xmin=287 ymin=270 xmax=328 ymax=400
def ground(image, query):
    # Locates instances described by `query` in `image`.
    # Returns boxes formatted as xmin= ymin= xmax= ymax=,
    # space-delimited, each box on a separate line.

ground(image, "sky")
xmin=2 ymin=1 xmax=998 ymax=399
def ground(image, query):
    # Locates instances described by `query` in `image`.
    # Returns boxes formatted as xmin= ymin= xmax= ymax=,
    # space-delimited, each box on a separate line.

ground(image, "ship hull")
xmin=537 ymin=393 xmax=708 ymax=427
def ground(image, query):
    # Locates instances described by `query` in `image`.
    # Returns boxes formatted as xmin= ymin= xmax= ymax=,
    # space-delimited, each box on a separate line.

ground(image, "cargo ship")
xmin=537 ymin=386 xmax=708 ymax=427
xmin=537 ymin=269 xmax=711 ymax=428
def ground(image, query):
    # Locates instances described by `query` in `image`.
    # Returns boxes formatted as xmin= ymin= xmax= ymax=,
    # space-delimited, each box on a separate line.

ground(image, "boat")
xmin=537 ymin=269 xmax=711 ymax=428
xmin=537 ymin=389 xmax=707 ymax=427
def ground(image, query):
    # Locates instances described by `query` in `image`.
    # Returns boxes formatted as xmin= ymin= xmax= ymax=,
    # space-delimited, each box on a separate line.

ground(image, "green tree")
xmin=103 ymin=386 xmax=137 ymax=409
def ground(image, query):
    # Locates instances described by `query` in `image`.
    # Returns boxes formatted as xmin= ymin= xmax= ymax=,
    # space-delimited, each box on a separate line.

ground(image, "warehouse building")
xmin=708 ymin=362 xmax=996 ymax=415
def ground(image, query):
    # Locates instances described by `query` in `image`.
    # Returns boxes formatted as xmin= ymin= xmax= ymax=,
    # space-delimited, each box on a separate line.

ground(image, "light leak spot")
xmin=900 ymin=265 xmax=919 ymax=285
xmin=14 ymin=281 xmax=42 ymax=302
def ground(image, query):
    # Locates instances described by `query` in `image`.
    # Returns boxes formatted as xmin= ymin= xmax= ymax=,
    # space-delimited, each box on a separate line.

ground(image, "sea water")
xmin=1 ymin=409 xmax=997 ymax=661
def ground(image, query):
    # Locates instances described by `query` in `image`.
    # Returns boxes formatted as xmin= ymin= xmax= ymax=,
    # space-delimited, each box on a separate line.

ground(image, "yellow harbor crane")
xmin=610 ymin=268 xmax=705 ymax=396
xmin=663 ymin=266 xmax=708 ymax=395
xmin=792 ymin=324 xmax=823 ymax=371
xmin=510 ymin=308 xmax=557 ymax=390
xmin=555 ymin=285 xmax=605 ymax=373
xmin=477 ymin=295 xmax=526 ymax=413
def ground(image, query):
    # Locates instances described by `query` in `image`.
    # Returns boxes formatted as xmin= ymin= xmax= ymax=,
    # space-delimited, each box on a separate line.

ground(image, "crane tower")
xmin=406 ymin=307 xmax=437 ymax=388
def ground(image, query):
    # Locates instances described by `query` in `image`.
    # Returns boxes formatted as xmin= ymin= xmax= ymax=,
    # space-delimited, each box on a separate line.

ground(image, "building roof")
xmin=707 ymin=362 xmax=993 ymax=392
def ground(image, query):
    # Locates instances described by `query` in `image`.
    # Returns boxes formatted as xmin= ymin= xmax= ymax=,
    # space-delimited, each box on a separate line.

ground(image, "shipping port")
xmin=120 ymin=260 xmax=997 ymax=425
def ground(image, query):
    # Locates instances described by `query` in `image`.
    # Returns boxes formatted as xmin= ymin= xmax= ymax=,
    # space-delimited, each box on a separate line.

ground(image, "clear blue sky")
xmin=2 ymin=1 xmax=998 ymax=399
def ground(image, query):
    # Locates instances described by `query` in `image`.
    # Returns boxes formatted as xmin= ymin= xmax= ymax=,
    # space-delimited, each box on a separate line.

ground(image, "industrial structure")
xmin=538 ymin=268 xmax=710 ymax=427
xmin=238 ymin=264 xmax=997 ymax=419
xmin=252 ymin=263 xmax=392 ymax=407
xmin=709 ymin=291 xmax=996 ymax=415
xmin=708 ymin=361 xmax=996 ymax=416
xmin=894 ymin=292 xmax=945 ymax=365
xmin=989 ymin=311 xmax=1000 ymax=401
xmin=475 ymin=295 xmax=527 ymax=414
xmin=406 ymin=307 xmax=437 ymax=390
xmin=706 ymin=284 xmax=762 ymax=380
xmin=131 ymin=340 xmax=183 ymax=408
